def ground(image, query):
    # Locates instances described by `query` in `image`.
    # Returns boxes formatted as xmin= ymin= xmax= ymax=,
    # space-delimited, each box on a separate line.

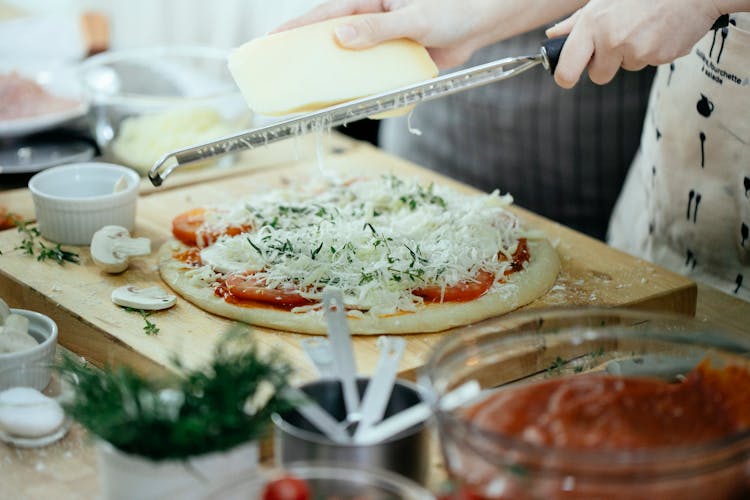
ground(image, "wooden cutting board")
xmin=0 ymin=132 xmax=362 ymax=224
xmin=0 ymin=143 xmax=696 ymax=382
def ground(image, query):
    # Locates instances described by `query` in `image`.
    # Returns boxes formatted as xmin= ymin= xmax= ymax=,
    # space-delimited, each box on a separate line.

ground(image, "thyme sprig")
xmin=13 ymin=221 xmax=79 ymax=265
xmin=58 ymin=326 xmax=294 ymax=461
xmin=122 ymin=306 xmax=160 ymax=336
xmin=37 ymin=242 xmax=81 ymax=265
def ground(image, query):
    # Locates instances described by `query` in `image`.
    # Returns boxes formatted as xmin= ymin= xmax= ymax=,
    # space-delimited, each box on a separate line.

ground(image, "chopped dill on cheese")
xmin=194 ymin=175 xmax=533 ymax=315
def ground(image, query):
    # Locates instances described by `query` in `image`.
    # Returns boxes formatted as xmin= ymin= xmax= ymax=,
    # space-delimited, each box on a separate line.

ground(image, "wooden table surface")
xmin=1 ymin=134 xmax=749 ymax=499
xmin=0 ymin=142 xmax=698 ymax=382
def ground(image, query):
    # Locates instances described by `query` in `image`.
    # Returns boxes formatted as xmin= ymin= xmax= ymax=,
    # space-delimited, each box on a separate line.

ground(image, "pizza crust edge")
xmin=158 ymin=238 xmax=560 ymax=335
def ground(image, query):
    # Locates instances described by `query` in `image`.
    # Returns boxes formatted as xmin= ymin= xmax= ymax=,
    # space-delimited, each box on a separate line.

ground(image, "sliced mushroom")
xmin=111 ymin=285 xmax=176 ymax=311
xmin=90 ymin=225 xmax=151 ymax=274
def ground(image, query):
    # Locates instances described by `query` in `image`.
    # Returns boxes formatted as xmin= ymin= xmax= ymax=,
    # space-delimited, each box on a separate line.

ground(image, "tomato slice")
xmin=172 ymin=208 xmax=206 ymax=246
xmin=262 ymin=474 xmax=311 ymax=500
xmin=225 ymin=273 xmax=314 ymax=307
xmin=172 ymin=207 xmax=252 ymax=247
xmin=414 ymin=270 xmax=495 ymax=303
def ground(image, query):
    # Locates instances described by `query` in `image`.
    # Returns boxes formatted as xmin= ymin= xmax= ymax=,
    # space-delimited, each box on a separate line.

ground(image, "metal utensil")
xmin=300 ymin=337 xmax=337 ymax=378
xmin=353 ymin=336 xmax=406 ymax=439
xmin=280 ymin=386 xmax=351 ymax=444
xmin=148 ymin=37 xmax=566 ymax=186
xmin=273 ymin=378 xmax=430 ymax=484
xmin=322 ymin=288 xmax=360 ymax=424
xmin=353 ymin=379 xmax=480 ymax=446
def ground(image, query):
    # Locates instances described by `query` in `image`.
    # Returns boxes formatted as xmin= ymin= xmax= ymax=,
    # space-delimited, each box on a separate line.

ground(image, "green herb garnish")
xmin=122 ymin=307 xmax=160 ymax=336
xmin=546 ymin=356 xmax=566 ymax=376
xmin=247 ymin=237 xmax=264 ymax=256
xmin=37 ymin=242 xmax=80 ymax=265
xmin=58 ymin=325 xmax=293 ymax=461
xmin=13 ymin=221 xmax=79 ymax=265
xmin=310 ymin=241 xmax=323 ymax=260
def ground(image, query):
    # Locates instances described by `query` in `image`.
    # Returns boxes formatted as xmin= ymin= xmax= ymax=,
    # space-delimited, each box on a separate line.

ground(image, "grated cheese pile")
xmin=189 ymin=176 xmax=535 ymax=315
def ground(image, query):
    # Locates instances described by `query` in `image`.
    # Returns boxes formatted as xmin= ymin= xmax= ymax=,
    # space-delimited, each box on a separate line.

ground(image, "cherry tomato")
xmin=225 ymin=273 xmax=314 ymax=307
xmin=262 ymin=474 xmax=311 ymax=500
xmin=414 ymin=270 xmax=495 ymax=303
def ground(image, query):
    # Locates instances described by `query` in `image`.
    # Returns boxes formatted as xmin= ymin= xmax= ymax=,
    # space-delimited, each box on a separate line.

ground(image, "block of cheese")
xmin=227 ymin=15 xmax=438 ymax=117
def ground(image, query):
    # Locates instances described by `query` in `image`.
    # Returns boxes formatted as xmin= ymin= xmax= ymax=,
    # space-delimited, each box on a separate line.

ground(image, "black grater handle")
xmin=541 ymin=36 xmax=568 ymax=75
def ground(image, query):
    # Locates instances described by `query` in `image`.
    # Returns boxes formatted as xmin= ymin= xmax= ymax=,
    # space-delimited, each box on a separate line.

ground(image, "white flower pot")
xmin=96 ymin=440 xmax=260 ymax=500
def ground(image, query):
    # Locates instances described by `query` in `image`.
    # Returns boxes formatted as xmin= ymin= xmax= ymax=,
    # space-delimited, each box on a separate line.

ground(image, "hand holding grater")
xmin=148 ymin=37 xmax=566 ymax=186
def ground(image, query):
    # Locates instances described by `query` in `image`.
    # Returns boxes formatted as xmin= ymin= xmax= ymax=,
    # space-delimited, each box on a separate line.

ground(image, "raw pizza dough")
xmin=159 ymin=238 xmax=559 ymax=335
xmin=158 ymin=177 xmax=560 ymax=334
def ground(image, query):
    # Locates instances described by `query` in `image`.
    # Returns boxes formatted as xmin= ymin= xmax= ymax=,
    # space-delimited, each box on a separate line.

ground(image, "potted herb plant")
xmin=59 ymin=326 xmax=293 ymax=500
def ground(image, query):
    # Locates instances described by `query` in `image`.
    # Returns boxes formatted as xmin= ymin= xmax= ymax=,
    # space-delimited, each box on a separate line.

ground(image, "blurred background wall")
xmin=2 ymin=0 xmax=324 ymax=52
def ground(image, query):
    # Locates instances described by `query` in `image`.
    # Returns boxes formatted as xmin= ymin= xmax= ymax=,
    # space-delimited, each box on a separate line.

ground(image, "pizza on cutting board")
xmin=158 ymin=175 xmax=560 ymax=334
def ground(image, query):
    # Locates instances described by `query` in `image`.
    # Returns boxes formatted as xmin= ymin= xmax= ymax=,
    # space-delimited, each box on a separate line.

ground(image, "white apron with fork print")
xmin=608 ymin=13 xmax=750 ymax=301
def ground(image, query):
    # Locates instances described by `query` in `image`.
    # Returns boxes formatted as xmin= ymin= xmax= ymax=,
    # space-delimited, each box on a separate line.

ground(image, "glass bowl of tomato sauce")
xmin=421 ymin=308 xmax=750 ymax=500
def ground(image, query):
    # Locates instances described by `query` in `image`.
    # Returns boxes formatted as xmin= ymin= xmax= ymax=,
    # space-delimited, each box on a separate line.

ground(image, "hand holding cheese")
xmin=275 ymin=0 xmax=588 ymax=69
xmin=227 ymin=15 xmax=438 ymax=116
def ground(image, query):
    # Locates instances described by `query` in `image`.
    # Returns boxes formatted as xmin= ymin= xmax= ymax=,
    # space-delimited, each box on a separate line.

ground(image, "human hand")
xmin=546 ymin=0 xmax=721 ymax=88
xmin=275 ymin=0 xmax=585 ymax=69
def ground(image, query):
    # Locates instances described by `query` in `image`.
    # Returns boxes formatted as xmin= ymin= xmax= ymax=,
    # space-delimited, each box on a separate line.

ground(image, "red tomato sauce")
xmin=174 ymin=247 xmax=203 ymax=267
xmin=172 ymin=247 xmax=203 ymax=267
xmin=464 ymin=361 xmax=750 ymax=451
xmin=502 ymin=238 xmax=529 ymax=276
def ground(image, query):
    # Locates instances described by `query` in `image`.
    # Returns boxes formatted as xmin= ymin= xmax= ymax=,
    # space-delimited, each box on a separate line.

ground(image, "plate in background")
xmin=0 ymin=137 xmax=95 ymax=175
xmin=0 ymin=58 xmax=88 ymax=138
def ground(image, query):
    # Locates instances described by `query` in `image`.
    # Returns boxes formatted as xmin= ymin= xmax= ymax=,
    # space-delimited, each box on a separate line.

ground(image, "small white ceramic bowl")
xmin=0 ymin=309 xmax=58 ymax=391
xmin=28 ymin=162 xmax=140 ymax=245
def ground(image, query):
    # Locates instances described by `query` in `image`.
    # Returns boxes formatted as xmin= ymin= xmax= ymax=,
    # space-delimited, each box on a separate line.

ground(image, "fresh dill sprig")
xmin=13 ymin=221 xmax=79 ymax=265
xmin=58 ymin=325 xmax=294 ymax=461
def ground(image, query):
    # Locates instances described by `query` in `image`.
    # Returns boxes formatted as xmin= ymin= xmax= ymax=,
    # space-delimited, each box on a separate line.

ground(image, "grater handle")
xmin=541 ymin=35 xmax=567 ymax=75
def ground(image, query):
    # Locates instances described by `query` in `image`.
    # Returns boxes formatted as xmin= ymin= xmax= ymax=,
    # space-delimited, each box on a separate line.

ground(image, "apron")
xmin=608 ymin=14 xmax=750 ymax=301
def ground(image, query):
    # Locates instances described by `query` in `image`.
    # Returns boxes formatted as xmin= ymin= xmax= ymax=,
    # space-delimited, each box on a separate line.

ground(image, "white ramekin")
xmin=0 ymin=309 xmax=58 ymax=391
xmin=28 ymin=162 xmax=140 ymax=246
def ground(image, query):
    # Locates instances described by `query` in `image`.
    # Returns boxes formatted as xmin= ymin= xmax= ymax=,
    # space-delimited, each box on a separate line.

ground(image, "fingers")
xmin=545 ymin=9 xmax=579 ymax=38
xmin=334 ymin=10 xmax=416 ymax=49
xmin=621 ymin=59 xmax=647 ymax=72
xmin=553 ymin=22 xmax=594 ymax=89
xmin=587 ymin=51 xmax=623 ymax=85
xmin=428 ymin=46 xmax=474 ymax=70
xmin=272 ymin=0 xmax=383 ymax=33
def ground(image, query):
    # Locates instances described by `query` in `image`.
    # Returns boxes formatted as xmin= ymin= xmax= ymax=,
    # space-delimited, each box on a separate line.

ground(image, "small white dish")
xmin=28 ymin=162 xmax=140 ymax=245
xmin=0 ymin=309 xmax=58 ymax=390
xmin=0 ymin=420 xmax=71 ymax=448
xmin=0 ymin=366 xmax=71 ymax=449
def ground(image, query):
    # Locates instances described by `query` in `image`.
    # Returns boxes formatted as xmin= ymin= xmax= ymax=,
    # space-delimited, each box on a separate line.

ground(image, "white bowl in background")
xmin=28 ymin=162 xmax=140 ymax=245
xmin=0 ymin=309 xmax=58 ymax=391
